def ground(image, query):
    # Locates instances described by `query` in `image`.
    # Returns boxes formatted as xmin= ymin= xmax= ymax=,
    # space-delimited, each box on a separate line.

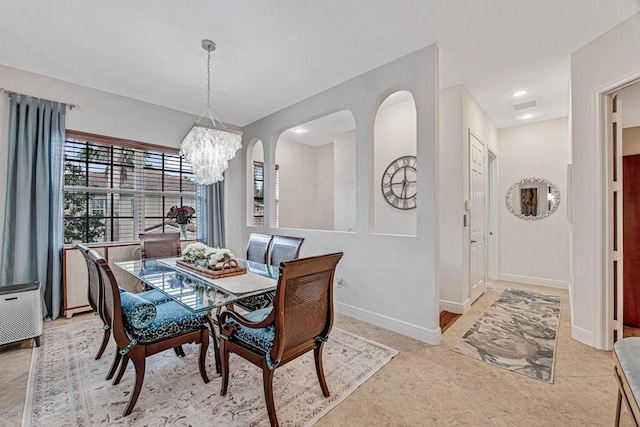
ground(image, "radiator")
xmin=0 ymin=282 xmax=43 ymax=347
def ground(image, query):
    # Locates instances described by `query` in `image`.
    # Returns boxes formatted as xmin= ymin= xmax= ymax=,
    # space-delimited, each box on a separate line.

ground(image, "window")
xmin=63 ymin=131 xmax=198 ymax=244
xmin=253 ymin=161 xmax=279 ymax=227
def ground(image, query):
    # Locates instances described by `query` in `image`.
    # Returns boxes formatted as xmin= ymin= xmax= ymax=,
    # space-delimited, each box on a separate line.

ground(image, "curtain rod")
xmin=0 ymin=88 xmax=79 ymax=110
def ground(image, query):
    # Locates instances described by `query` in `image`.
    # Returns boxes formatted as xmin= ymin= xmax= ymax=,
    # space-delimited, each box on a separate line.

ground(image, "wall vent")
xmin=513 ymin=100 xmax=537 ymax=111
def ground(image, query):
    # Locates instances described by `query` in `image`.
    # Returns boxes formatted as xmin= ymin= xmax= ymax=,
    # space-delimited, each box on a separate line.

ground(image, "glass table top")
xmin=115 ymin=258 xmax=279 ymax=313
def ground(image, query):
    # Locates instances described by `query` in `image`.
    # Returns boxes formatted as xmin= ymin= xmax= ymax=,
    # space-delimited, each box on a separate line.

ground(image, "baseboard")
xmin=334 ymin=301 xmax=441 ymax=345
xmin=439 ymin=299 xmax=471 ymax=314
xmin=571 ymin=325 xmax=593 ymax=347
xmin=498 ymin=273 xmax=569 ymax=290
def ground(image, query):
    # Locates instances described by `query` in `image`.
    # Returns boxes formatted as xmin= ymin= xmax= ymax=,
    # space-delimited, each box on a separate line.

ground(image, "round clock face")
xmin=381 ymin=155 xmax=417 ymax=210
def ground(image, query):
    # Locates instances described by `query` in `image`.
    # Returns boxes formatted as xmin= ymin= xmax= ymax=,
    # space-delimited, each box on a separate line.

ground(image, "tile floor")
xmin=0 ymin=281 xmax=632 ymax=426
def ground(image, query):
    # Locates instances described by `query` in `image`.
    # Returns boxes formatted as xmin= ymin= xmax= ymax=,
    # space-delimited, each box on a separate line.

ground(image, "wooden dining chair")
xmin=139 ymin=232 xmax=181 ymax=259
xmin=218 ymin=252 xmax=343 ymax=427
xmin=247 ymin=233 xmax=273 ymax=264
xmin=92 ymin=250 xmax=211 ymax=416
xmin=76 ymin=244 xmax=186 ymax=362
xmin=232 ymin=234 xmax=275 ymax=312
xmin=269 ymin=235 xmax=304 ymax=268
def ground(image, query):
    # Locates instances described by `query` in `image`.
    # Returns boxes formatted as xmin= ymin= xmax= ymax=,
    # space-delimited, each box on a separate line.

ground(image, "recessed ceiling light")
xmin=512 ymin=90 xmax=528 ymax=97
xmin=292 ymin=128 xmax=307 ymax=134
xmin=519 ymin=113 xmax=535 ymax=120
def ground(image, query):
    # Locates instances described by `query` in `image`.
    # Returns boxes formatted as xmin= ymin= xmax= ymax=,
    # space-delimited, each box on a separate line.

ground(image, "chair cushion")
xmin=615 ymin=337 xmax=640 ymax=405
xmin=228 ymin=307 xmax=274 ymax=353
xmin=120 ymin=292 xmax=157 ymax=329
xmin=138 ymin=289 xmax=173 ymax=305
xmin=126 ymin=300 xmax=208 ymax=345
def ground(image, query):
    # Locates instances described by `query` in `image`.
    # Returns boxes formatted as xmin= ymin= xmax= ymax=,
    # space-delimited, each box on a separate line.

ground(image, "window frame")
xmin=253 ymin=161 xmax=279 ymax=227
xmin=63 ymin=130 xmax=197 ymax=244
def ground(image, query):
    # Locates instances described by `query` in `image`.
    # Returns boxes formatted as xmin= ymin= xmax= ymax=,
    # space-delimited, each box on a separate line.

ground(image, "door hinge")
xmin=613 ymin=251 xmax=620 ymax=262
xmin=613 ymin=112 xmax=619 ymax=123
xmin=613 ymin=182 xmax=621 ymax=192
xmin=614 ymin=319 xmax=623 ymax=331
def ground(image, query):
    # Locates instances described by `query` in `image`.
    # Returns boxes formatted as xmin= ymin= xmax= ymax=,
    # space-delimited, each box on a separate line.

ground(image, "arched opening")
xmin=247 ymin=139 xmax=266 ymax=227
xmin=274 ymin=110 xmax=356 ymax=231
xmin=373 ymin=90 xmax=417 ymax=236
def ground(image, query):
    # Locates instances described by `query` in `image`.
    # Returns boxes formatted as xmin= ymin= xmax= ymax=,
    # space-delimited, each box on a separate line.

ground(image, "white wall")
xmin=571 ymin=12 xmax=640 ymax=349
xmin=498 ymin=118 xmax=570 ymax=288
xmin=334 ymin=130 xmax=356 ymax=232
xmin=373 ymin=96 xmax=417 ymax=236
xmin=0 ymin=65 xmax=199 ymax=245
xmin=275 ymin=137 xmax=319 ymax=229
xmin=439 ymin=84 xmax=497 ymax=313
xmin=227 ymin=45 xmax=441 ymax=344
xmin=624 ymin=127 xmax=640 ymax=156
xmin=316 ymin=142 xmax=334 ymax=230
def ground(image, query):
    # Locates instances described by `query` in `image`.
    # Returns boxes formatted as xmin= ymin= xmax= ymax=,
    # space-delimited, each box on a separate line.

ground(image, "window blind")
xmin=63 ymin=132 xmax=197 ymax=244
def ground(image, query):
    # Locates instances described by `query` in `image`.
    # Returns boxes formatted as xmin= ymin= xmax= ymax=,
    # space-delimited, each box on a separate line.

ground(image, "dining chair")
xmin=247 ymin=233 xmax=273 ymax=264
xmin=139 ymin=232 xmax=181 ymax=259
xmin=93 ymin=250 xmax=211 ymax=416
xmin=269 ymin=235 xmax=304 ymax=268
xmin=76 ymin=244 xmax=186 ymax=364
xmin=233 ymin=234 xmax=275 ymax=312
xmin=218 ymin=252 xmax=343 ymax=427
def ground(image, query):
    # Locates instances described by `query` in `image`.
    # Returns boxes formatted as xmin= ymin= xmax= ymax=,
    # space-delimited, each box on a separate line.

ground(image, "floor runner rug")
xmin=450 ymin=288 xmax=561 ymax=383
xmin=23 ymin=319 xmax=397 ymax=426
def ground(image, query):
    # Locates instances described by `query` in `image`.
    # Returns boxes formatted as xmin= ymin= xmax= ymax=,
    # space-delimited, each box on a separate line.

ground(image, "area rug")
xmin=22 ymin=319 xmax=397 ymax=426
xmin=450 ymin=288 xmax=561 ymax=383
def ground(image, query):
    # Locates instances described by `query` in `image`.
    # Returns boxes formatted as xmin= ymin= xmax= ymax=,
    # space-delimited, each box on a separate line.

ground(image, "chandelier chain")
xmin=206 ymin=49 xmax=211 ymax=111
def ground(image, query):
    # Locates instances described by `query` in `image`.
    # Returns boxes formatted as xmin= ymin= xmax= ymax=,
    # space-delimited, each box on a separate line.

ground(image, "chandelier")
xmin=180 ymin=40 xmax=242 ymax=185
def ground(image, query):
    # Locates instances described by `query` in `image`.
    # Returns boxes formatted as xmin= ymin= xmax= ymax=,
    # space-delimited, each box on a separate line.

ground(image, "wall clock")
xmin=381 ymin=155 xmax=417 ymax=210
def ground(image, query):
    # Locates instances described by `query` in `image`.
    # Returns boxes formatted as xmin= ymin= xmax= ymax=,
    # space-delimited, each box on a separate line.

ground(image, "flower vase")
xmin=179 ymin=224 xmax=188 ymax=240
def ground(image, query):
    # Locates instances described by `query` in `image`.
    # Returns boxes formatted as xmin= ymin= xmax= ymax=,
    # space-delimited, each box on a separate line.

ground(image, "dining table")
xmin=115 ymin=257 xmax=279 ymax=373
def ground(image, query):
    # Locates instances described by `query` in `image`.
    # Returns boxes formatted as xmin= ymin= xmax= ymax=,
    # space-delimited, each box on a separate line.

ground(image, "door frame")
xmin=601 ymin=78 xmax=640 ymax=350
xmin=487 ymin=149 xmax=499 ymax=281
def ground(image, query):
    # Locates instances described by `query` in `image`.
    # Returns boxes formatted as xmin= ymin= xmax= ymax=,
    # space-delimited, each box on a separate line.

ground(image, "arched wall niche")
xmin=372 ymin=90 xmax=418 ymax=236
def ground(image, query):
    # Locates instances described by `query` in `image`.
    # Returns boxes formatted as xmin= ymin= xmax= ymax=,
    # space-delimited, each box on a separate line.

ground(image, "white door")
xmin=469 ymin=132 xmax=486 ymax=304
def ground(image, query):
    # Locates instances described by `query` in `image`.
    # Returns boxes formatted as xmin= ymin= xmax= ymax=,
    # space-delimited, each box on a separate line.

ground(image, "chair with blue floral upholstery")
xmin=218 ymin=252 xmax=343 ymax=427
xmin=92 ymin=251 xmax=211 ymax=416
xmin=76 ymin=244 xmax=185 ymax=363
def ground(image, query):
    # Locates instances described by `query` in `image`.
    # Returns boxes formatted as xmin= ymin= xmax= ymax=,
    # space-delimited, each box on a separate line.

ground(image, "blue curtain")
xmin=196 ymin=180 xmax=225 ymax=248
xmin=0 ymin=93 xmax=66 ymax=320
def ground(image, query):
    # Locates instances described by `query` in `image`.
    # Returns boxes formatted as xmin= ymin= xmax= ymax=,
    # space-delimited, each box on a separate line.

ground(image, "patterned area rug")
xmin=23 ymin=319 xmax=397 ymax=426
xmin=450 ymin=288 xmax=561 ymax=383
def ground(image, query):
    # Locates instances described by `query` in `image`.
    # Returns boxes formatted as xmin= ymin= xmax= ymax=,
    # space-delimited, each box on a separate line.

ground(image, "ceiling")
xmin=0 ymin=1 xmax=638 ymax=129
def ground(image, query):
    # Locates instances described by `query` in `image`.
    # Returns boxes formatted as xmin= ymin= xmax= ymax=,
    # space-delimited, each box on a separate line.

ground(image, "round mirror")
xmin=505 ymin=177 xmax=560 ymax=220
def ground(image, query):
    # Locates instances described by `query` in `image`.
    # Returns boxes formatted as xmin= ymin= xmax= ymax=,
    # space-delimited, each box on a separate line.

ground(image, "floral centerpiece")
xmin=167 ymin=205 xmax=195 ymax=224
xmin=182 ymin=242 xmax=236 ymax=270
xmin=167 ymin=205 xmax=195 ymax=239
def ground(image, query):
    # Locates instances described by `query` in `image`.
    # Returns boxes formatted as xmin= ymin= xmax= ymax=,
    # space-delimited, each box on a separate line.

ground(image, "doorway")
xmin=487 ymin=150 xmax=498 ymax=282
xmin=607 ymin=80 xmax=640 ymax=343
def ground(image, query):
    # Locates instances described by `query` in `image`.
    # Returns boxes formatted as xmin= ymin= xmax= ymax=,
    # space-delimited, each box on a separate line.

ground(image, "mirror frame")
xmin=505 ymin=177 xmax=561 ymax=220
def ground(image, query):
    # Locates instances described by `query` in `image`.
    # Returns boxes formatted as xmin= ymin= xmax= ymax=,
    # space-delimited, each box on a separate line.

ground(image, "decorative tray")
xmin=176 ymin=259 xmax=247 ymax=279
